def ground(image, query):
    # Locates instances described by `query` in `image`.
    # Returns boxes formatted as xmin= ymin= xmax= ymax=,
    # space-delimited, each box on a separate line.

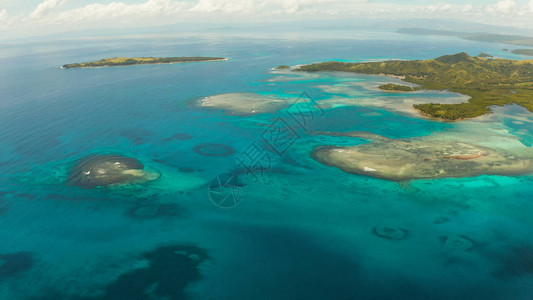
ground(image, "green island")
xmin=511 ymin=49 xmax=533 ymax=57
xmin=296 ymin=52 xmax=533 ymax=120
xmin=378 ymin=83 xmax=419 ymax=92
xmin=62 ymin=56 xmax=226 ymax=68
xmin=477 ymin=52 xmax=493 ymax=58
xmin=275 ymin=65 xmax=291 ymax=70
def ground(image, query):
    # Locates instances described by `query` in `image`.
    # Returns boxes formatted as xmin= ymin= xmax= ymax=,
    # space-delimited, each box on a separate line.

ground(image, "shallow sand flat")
xmin=194 ymin=93 xmax=289 ymax=116
xmin=316 ymin=92 xmax=469 ymax=119
xmin=312 ymin=131 xmax=533 ymax=181
xmin=267 ymin=66 xmax=321 ymax=82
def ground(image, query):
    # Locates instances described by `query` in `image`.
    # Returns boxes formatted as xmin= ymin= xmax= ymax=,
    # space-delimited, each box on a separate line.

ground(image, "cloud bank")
xmin=1 ymin=0 xmax=532 ymax=35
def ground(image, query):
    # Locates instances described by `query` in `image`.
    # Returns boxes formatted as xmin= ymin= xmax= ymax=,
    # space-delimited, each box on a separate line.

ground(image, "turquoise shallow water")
xmin=1 ymin=34 xmax=533 ymax=299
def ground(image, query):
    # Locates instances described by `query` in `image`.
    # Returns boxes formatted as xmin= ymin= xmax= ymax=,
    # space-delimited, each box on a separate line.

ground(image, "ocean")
xmin=1 ymin=31 xmax=532 ymax=299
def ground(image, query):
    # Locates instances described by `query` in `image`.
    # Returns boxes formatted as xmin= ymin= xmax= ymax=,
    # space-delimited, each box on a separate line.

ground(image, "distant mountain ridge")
xmin=398 ymin=27 xmax=533 ymax=47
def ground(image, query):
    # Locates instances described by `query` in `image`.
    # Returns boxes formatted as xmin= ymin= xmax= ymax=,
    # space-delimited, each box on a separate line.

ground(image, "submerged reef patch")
xmin=207 ymin=172 xmax=245 ymax=208
xmin=312 ymin=131 xmax=533 ymax=181
xmin=193 ymin=93 xmax=289 ymax=116
xmin=66 ymin=155 xmax=159 ymax=189
xmin=0 ymin=251 xmax=34 ymax=281
xmin=439 ymin=235 xmax=475 ymax=251
xmin=0 ymin=202 xmax=11 ymax=216
xmin=161 ymin=133 xmax=193 ymax=142
xmin=119 ymin=129 xmax=153 ymax=145
xmin=372 ymin=226 xmax=409 ymax=240
xmin=0 ymin=192 xmax=12 ymax=216
xmin=127 ymin=203 xmax=185 ymax=218
xmin=193 ymin=143 xmax=235 ymax=157
xmin=493 ymin=244 xmax=533 ymax=279
xmin=89 ymin=245 xmax=207 ymax=300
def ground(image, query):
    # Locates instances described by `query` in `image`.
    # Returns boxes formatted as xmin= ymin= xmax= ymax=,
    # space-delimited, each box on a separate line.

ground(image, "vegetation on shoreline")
xmin=275 ymin=65 xmax=291 ymax=70
xmin=296 ymin=52 xmax=533 ymax=120
xmin=62 ymin=57 xmax=226 ymax=68
xmin=378 ymin=83 xmax=419 ymax=92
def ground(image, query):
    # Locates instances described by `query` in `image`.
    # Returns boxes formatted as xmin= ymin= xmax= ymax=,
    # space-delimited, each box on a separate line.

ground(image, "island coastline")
xmin=295 ymin=53 xmax=533 ymax=121
xmin=62 ymin=57 xmax=227 ymax=69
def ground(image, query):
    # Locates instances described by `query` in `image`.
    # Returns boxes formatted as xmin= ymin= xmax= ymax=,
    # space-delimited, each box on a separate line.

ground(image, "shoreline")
xmin=295 ymin=53 xmax=533 ymax=121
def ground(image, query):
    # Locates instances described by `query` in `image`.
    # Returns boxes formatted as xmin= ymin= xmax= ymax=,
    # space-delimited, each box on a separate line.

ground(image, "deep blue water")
xmin=1 ymin=33 xmax=533 ymax=299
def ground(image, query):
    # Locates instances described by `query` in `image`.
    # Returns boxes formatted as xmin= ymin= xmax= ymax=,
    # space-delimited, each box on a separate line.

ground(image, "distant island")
xmin=378 ymin=83 xmax=419 ymax=92
xmin=511 ymin=49 xmax=533 ymax=57
xmin=62 ymin=57 xmax=226 ymax=68
xmin=477 ymin=52 xmax=493 ymax=58
xmin=397 ymin=28 xmax=533 ymax=47
xmin=296 ymin=52 xmax=533 ymax=120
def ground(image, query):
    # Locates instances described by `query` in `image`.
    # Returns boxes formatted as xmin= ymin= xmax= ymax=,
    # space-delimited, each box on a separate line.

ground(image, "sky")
xmin=0 ymin=0 xmax=532 ymax=38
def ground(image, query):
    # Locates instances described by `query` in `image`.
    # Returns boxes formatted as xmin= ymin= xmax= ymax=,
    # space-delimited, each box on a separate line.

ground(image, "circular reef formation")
xmin=66 ymin=154 xmax=158 ymax=189
xmin=440 ymin=235 xmax=475 ymax=251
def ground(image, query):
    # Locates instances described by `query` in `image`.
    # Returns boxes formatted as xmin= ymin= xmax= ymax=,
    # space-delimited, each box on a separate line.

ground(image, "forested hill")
xmin=296 ymin=53 xmax=533 ymax=120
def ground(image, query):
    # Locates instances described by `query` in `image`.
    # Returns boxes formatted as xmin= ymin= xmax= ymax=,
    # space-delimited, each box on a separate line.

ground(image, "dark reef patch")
xmin=0 ymin=191 xmax=12 ymax=216
xmin=162 ymin=133 xmax=193 ymax=142
xmin=217 ymin=225 xmax=363 ymax=299
xmin=439 ymin=235 xmax=475 ymax=251
xmin=87 ymin=245 xmax=207 ymax=300
xmin=0 ymin=251 xmax=34 ymax=281
xmin=372 ymin=226 xmax=409 ymax=240
xmin=15 ymin=193 xmax=39 ymax=200
xmin=0 ymin=190 xmax=11 ymax=197
xmin=66 ymin=155 xmax=146 ymax=189
xmin=119 ymin=129 xmax=153 ymax=145
xmin=178 ymin=167 xmax=196 ymax=173
xmin=193 ymin=143 xmax=235 ymax=157
xmin=0 ymin=201 xmax=11 ymax=216
xmin=151 ymin=158 xmax=203 ymax=173
xmin=216 ymin=225 xmax=507 ymax=299
xmin=207 ymin=172 xmax=246 ymax=208
xmin=127 ymin=203 xmax=186 ymax=218
xmin=493 ymin=244 xmax=533 ymax=279
xmin=281 ymin=154 xmax=313 ymax=170
xmin=44 ymin=192 xmax=116 ymax=202
xmin=433 ymin=216 xmax=450 ymax=224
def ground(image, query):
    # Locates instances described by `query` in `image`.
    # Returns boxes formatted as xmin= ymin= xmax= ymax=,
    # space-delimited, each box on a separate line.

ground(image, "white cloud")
xmin=1 ymin=0 xmax=532 ymax=37
xmin=30 ymin=0 xmax=66 ymax=19
xmin=486 ymin=0 xmax=518 ymax=15
xmin=189 ymin=0 xmax=254 ymax=13
xmin=527 ymin=0 xmax=533 ymax=12
xmin=462 ymin=4 xmax=473 ymax=13
xmin=24 ymin=0 xmax=368 ymax=26
xmin=189 ymin=0 xmax=351 ymax=14
xmin=0 ymin=8 xmax=10 ymax=28
xmin=35 ymin=0 xmax=189 ymax=24
xmin=425 ymin=4 xmax=453 ymax=13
